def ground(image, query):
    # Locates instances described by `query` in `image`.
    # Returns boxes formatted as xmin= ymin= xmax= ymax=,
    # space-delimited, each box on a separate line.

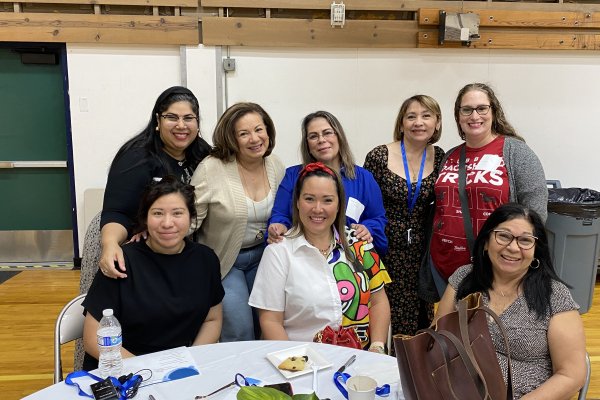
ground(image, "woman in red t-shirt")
xmin=424 ymin=83 xmax=547 ymax=300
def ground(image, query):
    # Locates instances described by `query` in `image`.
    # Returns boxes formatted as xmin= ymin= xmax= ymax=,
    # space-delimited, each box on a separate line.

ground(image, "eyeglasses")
xmin=195 ymin=373 xmax=256 ymax=399
xmin=307 ymin=131 xmax=336 ymax=142
xmin=458 ymin=105 xmax=492 ymax=116
xmin=160 ymin=113 xmax=198 ymax=125
xmin=493 ymin=230 xmax=537 ymax=250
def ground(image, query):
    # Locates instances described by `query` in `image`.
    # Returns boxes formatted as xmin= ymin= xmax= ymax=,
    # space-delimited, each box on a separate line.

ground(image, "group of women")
xmin=81 ymin=83 xmax=587 ymax=399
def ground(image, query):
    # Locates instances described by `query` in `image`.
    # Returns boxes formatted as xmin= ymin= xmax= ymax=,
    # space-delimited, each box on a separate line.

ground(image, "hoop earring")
xmin=529 ymin=258 xmax=540 ymax=269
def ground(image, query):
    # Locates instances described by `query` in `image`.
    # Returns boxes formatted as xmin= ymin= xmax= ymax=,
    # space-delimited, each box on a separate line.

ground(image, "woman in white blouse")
xmin=250 ymin=162 xmax=391 ymax=352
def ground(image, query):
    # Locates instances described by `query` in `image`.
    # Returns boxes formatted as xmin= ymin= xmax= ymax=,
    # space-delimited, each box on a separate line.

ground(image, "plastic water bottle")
xmin=97 ymin=308 xmax=123 ymax=378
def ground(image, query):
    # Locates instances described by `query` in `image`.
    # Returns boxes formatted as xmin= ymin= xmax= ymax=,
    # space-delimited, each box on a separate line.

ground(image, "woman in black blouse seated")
xmin=82 ymin=176 xmax=224 ymax=370
xmin=98 ymin=86 xmax=211 ymax=280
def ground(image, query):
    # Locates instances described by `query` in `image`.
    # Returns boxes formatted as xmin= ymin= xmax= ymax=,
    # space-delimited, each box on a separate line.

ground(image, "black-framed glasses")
xmin=459 ymin=105 xmax=492 ymax=116
xmin=160 ymin=113 xmax=198 ymax=125
xmin=195 ymin=373 xmax=255 ymax=399
xmin=307 ymin=130 xmax=336 ymax=142
xmin=493 ymin=230 xmax=537 ymax=250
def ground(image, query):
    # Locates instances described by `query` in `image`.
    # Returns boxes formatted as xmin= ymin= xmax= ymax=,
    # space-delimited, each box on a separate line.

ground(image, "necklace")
xmin=307 ymin=238 xmax=334 ymax=258
xmin=490 ymin=286 xmax=519 ymax=315
xmin=177 ymin=159 xmax=186 ymax=167
xmin=238 ymin=160 xmax=269 ymax=241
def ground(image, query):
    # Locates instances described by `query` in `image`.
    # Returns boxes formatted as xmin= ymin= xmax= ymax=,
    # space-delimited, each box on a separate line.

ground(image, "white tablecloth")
xmin=24 ymin=341 xmax=404 ymax=400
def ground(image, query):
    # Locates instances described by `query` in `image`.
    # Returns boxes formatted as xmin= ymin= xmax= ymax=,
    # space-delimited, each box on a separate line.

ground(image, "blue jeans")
xmin=220 ymin=244 xmax=264 ymax=342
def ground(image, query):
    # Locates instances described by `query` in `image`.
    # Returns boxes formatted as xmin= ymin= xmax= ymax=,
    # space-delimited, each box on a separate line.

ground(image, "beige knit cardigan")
xmin=190 ymin=154 xmax=285 ymax=279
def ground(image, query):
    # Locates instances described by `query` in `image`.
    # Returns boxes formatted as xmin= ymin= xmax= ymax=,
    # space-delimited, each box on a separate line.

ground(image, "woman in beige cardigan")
xmin=191 ymin=102 xmax=284 ymax=341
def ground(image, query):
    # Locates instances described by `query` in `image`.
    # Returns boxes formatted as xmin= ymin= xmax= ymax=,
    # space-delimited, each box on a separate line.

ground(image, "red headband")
xmin=299 ymin=162 xmax=335 ymax=179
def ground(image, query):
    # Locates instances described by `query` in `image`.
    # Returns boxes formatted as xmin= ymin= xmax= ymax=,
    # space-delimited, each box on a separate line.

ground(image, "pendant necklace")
xmin=400 ymin=140 xmax=427 ymax=244
xmin=307 ymin=238 xmax=334 ymax=258
xmin=239 ymin=160 xmax=269 ymax=241
xmin=491 ymin=286 xmax=519 ymax=315
xmin=250 ymin=202 xmax=265 ymax=241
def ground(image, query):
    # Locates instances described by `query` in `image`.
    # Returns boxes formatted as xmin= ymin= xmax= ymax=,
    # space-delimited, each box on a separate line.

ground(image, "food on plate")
xmin=277 ymin=356 xmax=308 ymax=371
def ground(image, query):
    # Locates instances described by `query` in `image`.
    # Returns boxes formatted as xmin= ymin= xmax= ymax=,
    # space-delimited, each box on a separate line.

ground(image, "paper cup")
xmin=346 ymin=375 xmax=377 ymax=400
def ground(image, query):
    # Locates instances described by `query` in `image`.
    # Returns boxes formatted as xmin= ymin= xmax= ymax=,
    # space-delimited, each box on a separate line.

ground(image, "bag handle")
xmin=476 ymin=304 xmax=514 ymax=399
xmin=457 ymin=298 xmax=491 ymax=397
xmin=458 ymin=145 xmax=475 ymax=256
xmin=420 ymin=328 xmax=462 ymax=400
xmin=458 ymin=297 xmax=514 ymax=399
xmin=437 ymin=330 xmax=489 ymax=399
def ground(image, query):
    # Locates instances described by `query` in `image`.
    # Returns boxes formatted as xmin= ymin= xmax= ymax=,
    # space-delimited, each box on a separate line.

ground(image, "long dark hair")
xmin=456 ymin=203 xmax=566 ymax=319
xmin=111 ymin=86 xmax=211 ymax=172
xmin=135 ymin=175 xmax=196 ymax=234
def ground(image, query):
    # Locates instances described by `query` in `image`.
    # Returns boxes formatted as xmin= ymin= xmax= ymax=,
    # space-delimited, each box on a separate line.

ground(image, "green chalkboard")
xmin=0 ymin=47 xmax=72 ymax=230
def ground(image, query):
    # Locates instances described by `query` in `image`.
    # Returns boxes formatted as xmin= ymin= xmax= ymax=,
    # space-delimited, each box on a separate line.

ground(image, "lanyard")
xmin=401 ymin=140 xmax=427 ymax=214
xmin=333 ymin=371 xmax=390 ymax=399
xmin=65 ymin=370 xmax=140 ymax=400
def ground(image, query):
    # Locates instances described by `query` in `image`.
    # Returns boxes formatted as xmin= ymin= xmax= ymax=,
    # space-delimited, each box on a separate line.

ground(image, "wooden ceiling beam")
xmin=417 ymin=30 xmax=598 ymax=50
xmin=198 ymin=0 xmax=600 ymax=13
xmin=202 ymin=16 xmax=417 ymax=47
xmin=0 ymin=0 xmax=198 ymax=6
xmin=419 ymin=8 xmax=599 ymax=28
xmin=0 ymin=13 xmax=199 ymax=44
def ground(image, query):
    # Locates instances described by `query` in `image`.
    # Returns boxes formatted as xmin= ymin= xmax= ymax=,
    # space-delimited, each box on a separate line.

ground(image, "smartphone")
xmin=265 ymin=382 xmax=293 ymax=396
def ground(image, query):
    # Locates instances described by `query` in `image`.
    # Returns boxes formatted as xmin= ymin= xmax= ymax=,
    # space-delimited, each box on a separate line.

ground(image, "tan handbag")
xmin=393 ymin=293 xmax=513 ymax=400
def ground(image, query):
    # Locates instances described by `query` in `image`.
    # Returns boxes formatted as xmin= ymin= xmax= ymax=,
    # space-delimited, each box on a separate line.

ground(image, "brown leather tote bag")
xmin=393 ymin=293 xmax=513 ymax=400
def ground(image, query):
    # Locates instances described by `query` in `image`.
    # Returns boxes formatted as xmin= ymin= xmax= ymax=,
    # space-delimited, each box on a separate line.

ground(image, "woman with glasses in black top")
xmin=81 ymin=86 xmax=211 ymax=285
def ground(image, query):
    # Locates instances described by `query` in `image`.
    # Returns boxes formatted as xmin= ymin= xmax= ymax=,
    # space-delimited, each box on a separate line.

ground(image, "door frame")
xmin=0 ymin=42 xmax=79 ymax=263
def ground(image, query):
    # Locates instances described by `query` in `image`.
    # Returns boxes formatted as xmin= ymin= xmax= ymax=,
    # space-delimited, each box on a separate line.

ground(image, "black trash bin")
xmin=546 ymin=188 xmax=600 ymax=313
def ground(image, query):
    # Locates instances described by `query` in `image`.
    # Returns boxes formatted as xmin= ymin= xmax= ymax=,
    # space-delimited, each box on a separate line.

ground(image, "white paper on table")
xmin=123 ymin=346 xmax=201 ymax=386
xmin=354 ymin=362 xmax=400 ymax=386
xmin=346 ymin=197 xmax=365 ymax=223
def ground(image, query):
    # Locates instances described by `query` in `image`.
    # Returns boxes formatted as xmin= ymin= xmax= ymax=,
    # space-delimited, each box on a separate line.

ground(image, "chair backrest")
xmin=54 ymin=293 xmax=86 ymax=383
xmin=577 ymin=352 xmax=592 ymax=400
xmin=83 ymin=188 xmax=104 ymax=233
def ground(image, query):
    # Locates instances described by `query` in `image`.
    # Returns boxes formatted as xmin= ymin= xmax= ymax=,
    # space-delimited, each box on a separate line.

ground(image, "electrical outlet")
xmin=331 ymin=2 xmax=345 ymax=27
xmin=223 ymin=58 xmax=236 ymax=72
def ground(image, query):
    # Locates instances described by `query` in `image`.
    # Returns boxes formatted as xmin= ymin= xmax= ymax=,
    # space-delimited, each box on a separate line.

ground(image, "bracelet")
xmin=369 ymin=343 xmax=386 ymax=354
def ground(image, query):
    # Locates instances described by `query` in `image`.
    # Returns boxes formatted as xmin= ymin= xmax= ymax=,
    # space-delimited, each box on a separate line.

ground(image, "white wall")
xmin=69 ymin=44 xmax=600 ymax=252
xmin=67 ymin=44 xmax=182 ymax=247
xmin=201 ymin=47 xmax=600 ymax=188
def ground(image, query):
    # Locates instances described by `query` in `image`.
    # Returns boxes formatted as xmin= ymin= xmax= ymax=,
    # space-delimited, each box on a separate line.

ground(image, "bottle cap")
xmin=102 ymin=309 xmax=114 ymax=317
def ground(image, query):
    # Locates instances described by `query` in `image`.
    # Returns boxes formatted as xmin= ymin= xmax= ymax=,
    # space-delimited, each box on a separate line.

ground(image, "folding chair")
xmin=577 ymin=352 xmax=592 ymax=400
xmin=54 ymin=293 xmax=86 ymax=383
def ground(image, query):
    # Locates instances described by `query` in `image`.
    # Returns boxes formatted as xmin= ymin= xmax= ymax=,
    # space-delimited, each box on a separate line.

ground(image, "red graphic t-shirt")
xmin=430 ymin=136 xmax=509 ymax=279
